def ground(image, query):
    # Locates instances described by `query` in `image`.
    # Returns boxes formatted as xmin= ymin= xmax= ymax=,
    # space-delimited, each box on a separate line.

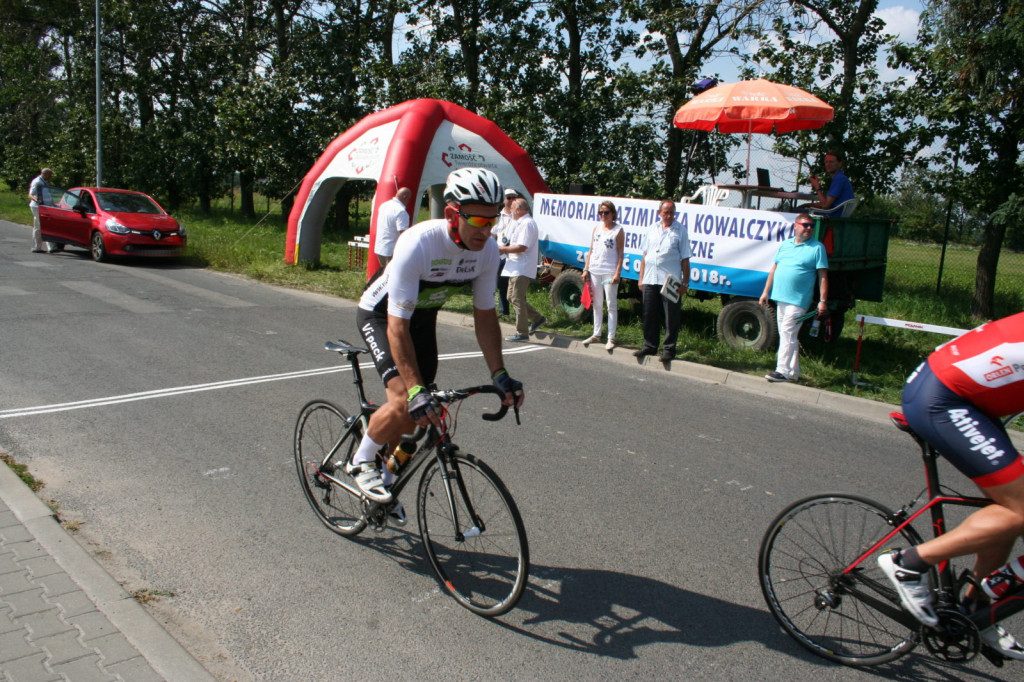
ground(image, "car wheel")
xmin=91 ymin=232 xmax=107 ymax=262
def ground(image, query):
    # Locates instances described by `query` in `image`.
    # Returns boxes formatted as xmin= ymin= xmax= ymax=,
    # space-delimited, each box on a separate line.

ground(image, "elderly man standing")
xmin=27 ymin=167 xmax=55 ymax=253
xmin=374 ymin=186 xmax=412 ymax=269
xmin=635 ymin=199 xmax=691 ymax=363
xmin=759 ymin=213 xmax=829 ymax=383
xmin=492 ymin=187 xmax=520 ymax=316
xmin=500 ymin=197 xmax=545 ymax=342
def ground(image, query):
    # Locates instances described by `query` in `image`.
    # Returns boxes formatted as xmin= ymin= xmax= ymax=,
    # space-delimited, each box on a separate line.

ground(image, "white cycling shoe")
xmin=877 ymin=551 xmax=939 ymax=627
xmin=982 ymin=624 xmax=1024 ymax=660
xmin=345 ymin=461 xmax=392 ymax=503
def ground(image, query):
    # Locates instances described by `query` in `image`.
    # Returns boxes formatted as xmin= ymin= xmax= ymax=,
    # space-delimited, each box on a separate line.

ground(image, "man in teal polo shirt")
xmin=758 ymin=213 xmax=829 ymax=383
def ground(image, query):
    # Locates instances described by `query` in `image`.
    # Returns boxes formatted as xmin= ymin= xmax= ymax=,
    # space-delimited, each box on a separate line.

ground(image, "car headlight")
xmin=177 ymin=223 xmax=186 ymax=236
xmin=105 ymin=218 xmax=129 ymax=234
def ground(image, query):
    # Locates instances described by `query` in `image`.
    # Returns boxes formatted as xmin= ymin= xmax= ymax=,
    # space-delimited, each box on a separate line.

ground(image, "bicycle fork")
xmin=437 ymin=443 xmax=485 ymax=541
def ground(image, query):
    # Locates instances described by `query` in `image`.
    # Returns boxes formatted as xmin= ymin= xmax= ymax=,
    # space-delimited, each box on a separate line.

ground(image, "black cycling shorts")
xmin=902 ymin=362 xmax=1024 ymax=488
xmin=356 ymin=308 xmax=439 ymax=389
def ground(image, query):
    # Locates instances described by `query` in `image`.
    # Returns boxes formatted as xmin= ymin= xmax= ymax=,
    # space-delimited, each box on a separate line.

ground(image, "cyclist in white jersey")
xmin=348 ymin=168 xmax=526 ymax=503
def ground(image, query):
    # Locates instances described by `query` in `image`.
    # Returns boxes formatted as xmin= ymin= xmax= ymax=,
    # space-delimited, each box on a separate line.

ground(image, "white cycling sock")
xmin=352 ymin=433 xmax=384 ymax=466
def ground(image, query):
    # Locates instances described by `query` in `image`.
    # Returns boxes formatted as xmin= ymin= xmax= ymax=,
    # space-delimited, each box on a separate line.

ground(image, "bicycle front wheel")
xmin=294 ymin=400 xmax=366 ymax=537
xmin=759 ymin=493 xmax=923 ymax=666
xmin=417 ymin=452 xmax=529 ymax=617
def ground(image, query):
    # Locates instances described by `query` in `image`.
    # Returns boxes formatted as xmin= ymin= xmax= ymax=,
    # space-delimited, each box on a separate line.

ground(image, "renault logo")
xmin=152 ymin=230 xmax=162 ymax=240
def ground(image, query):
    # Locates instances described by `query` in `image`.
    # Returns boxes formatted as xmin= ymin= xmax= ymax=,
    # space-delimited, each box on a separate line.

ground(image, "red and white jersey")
xmin=928 ymin=312 xmax=1024 ymax=418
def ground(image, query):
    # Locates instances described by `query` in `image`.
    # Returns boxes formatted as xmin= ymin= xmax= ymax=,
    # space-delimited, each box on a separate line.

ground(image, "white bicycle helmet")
xmin=443 ymin=167 xmax=503 ymax=207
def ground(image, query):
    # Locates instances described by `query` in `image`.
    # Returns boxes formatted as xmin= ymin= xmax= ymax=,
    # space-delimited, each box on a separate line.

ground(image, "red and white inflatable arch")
xmin=286 ymin=99 xmax=549 ymax=276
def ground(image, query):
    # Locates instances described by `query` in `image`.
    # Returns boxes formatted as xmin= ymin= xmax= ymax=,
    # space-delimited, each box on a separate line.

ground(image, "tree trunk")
xmin=333 ymin=194 xmax=350 ymax=234
xmin=972 ymin=218 xmax=1003 ymax=319
xmin=971 ymin=127 xmax=1020 ymax=319
xmin=240 ymin=170 xmax=255 ymax=218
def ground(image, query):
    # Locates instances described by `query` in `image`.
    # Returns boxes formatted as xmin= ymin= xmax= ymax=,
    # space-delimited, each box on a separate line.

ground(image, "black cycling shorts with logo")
xmin=356 ymin=307 xmax=439 ymax=389
xmin=902 ymin=362 xmax=1024 ymax=487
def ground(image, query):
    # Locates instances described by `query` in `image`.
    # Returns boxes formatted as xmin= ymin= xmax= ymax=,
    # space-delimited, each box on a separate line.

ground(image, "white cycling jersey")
xmin=359 ymin=219 xmax=500 ymax=319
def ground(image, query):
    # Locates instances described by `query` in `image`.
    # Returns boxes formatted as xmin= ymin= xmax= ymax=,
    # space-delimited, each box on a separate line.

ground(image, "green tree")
xmin=752 ymin=0 xmax=911 ymax=197
xmin=898 ymin=0 xmax=1024 ymax=318
xmin=618 ymin=0 xmax=777 ymax=198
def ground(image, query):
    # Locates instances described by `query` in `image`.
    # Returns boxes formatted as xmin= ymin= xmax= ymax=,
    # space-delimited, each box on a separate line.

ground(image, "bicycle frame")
xmin=320 ymin=342 xmax=493 ymax=538
xmin=842 ymin=421 xmax=1024 ymax=634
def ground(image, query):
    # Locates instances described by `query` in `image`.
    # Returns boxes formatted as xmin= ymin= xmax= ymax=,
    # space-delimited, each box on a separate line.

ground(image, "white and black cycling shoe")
xmin=877 ymin=550 xmax=939 ymax=627
xmin=982 ymin=624 xmax=1024 ymax=661
xmin=344 ymin=461 xmax=393 ymax=503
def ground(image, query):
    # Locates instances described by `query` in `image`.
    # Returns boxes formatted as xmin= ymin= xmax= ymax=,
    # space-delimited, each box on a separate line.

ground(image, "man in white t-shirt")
xmin=374 ymin=187 xmax=412 ymax=268
xmin=27 ymin=168 xmax=55 ymax=253
xmin=499 ymin=198 xmax=545 ymax=341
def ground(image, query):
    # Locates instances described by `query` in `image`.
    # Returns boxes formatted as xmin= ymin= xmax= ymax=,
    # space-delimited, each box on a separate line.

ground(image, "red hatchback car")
xmin=38 ymin=187 xmax=187 ymax=262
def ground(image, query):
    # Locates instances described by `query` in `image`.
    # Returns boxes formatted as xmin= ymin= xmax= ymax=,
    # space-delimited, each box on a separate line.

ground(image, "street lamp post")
xmin=95 ymin=0 xmax=103 ymax=187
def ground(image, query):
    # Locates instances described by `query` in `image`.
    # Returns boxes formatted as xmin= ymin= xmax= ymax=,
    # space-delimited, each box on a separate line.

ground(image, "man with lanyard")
xmin=635 ymin=199 xmax=691 ymax=363
xmin=350 ymin=167 xmax=525 ymax=504
xmin=878 ymin=312 xmax=1024 ymax=659
xmin=759 ymin=213 xmax=828 ymax=383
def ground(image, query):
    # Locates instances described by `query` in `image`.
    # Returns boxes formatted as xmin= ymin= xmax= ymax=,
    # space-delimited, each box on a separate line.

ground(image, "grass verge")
xmin=3 ymin=183 xmax=1017 ymax=409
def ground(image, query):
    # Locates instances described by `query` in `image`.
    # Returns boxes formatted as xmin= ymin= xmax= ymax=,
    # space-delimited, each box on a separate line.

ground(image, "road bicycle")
xmin=759 ymin=410 xmax=1024 ymax=668
xmin=293 ymin=339 xmax=529 ymax=617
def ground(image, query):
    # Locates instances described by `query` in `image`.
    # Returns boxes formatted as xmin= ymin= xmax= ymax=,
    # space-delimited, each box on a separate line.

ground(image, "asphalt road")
xmin=1 ymin=219 xmax=1020 ymax=680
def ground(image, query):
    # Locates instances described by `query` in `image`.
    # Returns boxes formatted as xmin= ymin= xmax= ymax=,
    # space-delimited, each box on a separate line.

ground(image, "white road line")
xmin=0 ymin=344 xmax=546 ymax=419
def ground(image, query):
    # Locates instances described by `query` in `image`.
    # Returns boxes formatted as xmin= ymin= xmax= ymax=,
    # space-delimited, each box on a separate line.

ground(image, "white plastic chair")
xmin=680 ymin=185 xmax=729 ymax=207
xmin=811 ymin=197 xmax=859 ymax=218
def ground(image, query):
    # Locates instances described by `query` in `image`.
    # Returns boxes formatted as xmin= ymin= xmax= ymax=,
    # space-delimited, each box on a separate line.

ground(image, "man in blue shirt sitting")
xmin=807 ymin=151 xmax=854 ymax=214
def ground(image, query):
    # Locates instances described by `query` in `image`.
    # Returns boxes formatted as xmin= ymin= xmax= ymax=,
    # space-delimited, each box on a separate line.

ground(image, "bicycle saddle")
xmin=325 ymin=339 xmax=370 ymax=354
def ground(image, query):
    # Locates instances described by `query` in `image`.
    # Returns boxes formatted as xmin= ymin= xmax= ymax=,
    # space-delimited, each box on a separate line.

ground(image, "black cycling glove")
xmin=408 ymin=385 xmax=440 ymax=421
xmin=492 ymin=369 xmax=523 ymax=398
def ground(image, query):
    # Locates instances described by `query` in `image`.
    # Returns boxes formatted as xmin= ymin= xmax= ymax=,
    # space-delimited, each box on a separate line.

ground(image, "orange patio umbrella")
xmin=673 ymin=79 xmax=833 ymax=183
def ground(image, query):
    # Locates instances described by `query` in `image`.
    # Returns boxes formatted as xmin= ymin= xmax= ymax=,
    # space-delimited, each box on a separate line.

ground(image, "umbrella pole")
xmin=746 ymin=125 xmax=752 ymax=185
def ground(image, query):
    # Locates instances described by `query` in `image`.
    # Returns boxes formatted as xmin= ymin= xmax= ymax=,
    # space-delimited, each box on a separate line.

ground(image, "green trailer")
xmin=807 ymin=214 xmax=893 ymax=343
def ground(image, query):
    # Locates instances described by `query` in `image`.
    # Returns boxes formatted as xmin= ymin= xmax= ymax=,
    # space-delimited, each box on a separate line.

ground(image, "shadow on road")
xmin=352 ymin=533 xmax=1003 ymax=679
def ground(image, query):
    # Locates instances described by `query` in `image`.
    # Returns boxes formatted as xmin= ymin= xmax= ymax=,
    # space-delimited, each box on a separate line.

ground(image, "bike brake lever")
xmin=513 ymin=406 xmax=521 ymax=425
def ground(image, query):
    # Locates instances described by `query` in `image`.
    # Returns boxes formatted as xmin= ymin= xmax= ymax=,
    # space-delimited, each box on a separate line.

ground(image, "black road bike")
xmin=293 ymin=340 xmax=529 ymax=617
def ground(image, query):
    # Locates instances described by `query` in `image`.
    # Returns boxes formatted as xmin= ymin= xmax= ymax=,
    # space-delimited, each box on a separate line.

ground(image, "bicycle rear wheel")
xmin=759 ymin=493 xmax=924 ymax=666
xmin=417 ymin=452 xmax=529 ymax=617
xmin=294 ymin=400 xmax=366 ymax=537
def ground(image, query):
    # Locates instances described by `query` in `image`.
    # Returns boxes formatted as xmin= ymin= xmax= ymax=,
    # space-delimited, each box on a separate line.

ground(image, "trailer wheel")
xmin=549 ymin=270 xmax=591 ymax=323
xmin=717 ymin=300 xmax=777 ymax=351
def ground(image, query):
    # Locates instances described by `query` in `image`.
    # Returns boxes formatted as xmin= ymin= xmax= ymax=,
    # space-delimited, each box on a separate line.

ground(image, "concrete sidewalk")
xmin=0 ymin=459 xmax=215 ymax=682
